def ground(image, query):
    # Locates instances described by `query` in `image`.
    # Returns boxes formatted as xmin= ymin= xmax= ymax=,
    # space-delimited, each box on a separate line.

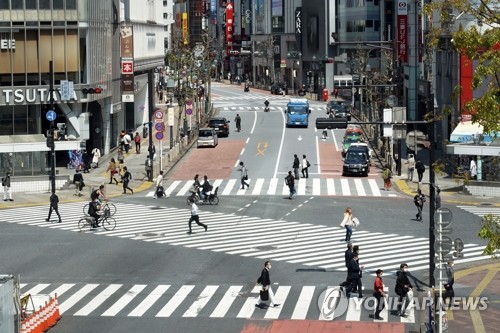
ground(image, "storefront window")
xmin=28 ymin=104 xmax=39 ymax=134
xmin=66 ymin=0 xmax=77 ymax=9
xmin=0 ymin=106 xmax=13 ymax=135
xmin=12 ymin=0 xmax=23 ymax=9
xmin=53 ymin=0 xmax=64 ymax=9
xmin=39 ymin=0 xmax=50 ymax=9
xmin=13 ymin=105 xmax=28 ymax=135
xmin=0 ymin=1 xmax=9 ymax=9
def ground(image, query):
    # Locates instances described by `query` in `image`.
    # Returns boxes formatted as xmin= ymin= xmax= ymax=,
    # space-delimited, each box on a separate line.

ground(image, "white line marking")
xmin=273 ymin=105 xmax=287 ymax=179
xmin=250 ymin=110 xmax=257 ymax=134
xmin=156 ymin=285 xmax=195 ymax=317
xmin=240 ymin=148 xmax=245 ymax=155
xmin=210 ymin=285 xmax=243 ymax=318
xmin=102 ymin=284 xmax=147 ymax=316
xmin=73 ymin=284 xmax=122 ymax=316
xmin=327 ymin=178 xmax=335 ymax=195
xmin=291 ymin=286 xmax=316 ymax=320
xmin=316 ymin=135 xmax=321 ymax=174
xmin=183 ymin=285 xmax=219 ymax=317
xmin=128 ymin=285 xmax=170 ymax=317
xmin=59 ymin=284 xmax=99 ymax=314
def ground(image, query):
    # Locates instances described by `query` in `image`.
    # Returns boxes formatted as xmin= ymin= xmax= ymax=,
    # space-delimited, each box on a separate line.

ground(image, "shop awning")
xmin=449 ymin=121 xmax=496 ymax=143
xmin=0 ymin=135 xmax=82 ymax=153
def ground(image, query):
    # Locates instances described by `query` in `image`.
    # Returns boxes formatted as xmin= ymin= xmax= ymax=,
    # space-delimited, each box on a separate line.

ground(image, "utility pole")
xmin=148 ymin=69 xmax=155 ymax=175
xmin=48 ymin=61 xmax=56 ymax=194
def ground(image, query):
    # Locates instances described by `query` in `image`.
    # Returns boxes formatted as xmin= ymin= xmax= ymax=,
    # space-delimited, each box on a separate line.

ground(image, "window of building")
xmin=12 ymin=0 xmax=23 ymax=9
xmin=26 ymin=0 xmax=37 ymax=9
xmin=164 ymin=25 xmax=169 ymax=31
xmin=66 ymin=0 xmax=77 ymax=9
xmin=163 ymin=0 xmax=168 ymax=6
xmin=366 ymin=20 xmax=373 ymax=28
xmin=39 ymin=0 xmax=50 ymax=9
xmin=0 ymin=1 xmax=8 ymax=9
xmin=374 ymin=20 xmax=380 ymax=31
xmin=53 ymin=0 xmax=64 ymax=9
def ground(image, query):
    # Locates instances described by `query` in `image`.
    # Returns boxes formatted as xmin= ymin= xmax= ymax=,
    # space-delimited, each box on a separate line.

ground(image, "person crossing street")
xmin=187 ymin=198 xmax=207 ymax=234
xmin=45 ymin=191 xmax=62 ymax=223
xmin=255 ymin=261 xmax=280 ymax=309
xmin=414 ymin=189 xmax=426 ymax=221
xmin=234 ymin=114 xmax=241 ymax=132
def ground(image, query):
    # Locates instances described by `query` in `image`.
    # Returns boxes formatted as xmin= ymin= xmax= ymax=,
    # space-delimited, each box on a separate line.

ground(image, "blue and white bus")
xmin=285 ymin=98 xmax=311 ymax=128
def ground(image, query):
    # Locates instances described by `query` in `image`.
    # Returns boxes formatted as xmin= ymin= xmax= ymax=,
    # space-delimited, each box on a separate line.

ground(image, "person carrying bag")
xmin=255 ymin=261 xmax=280 ymax=309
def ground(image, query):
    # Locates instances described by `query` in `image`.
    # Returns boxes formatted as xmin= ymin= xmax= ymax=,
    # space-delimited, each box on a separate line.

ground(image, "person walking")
xmin=121 ymin=166 xmax=134 ymax=194
xmin=255 ymin=261 xmax=280 ymax=309
xmin=414 ymin=189 xmax=426 ymax=221
xmin=234 ymin=114 xmax=241 ymax=132
xmin=406 ymin=154 xmax=415 ymax=181
xmin=73 ymin=169 xmax=85 ymax=196
xmin=395 ymin=263 xmax=413 ymax=317
xmin=145 ymin=156 xmax=153 ymax=182
xmin=285 ymin=171 xmax=296 ymax=199
xmin=373 ymin=269 xmax=385 ymax=320
xmin=340 ymin=207 xmax=355 ymax=242
xmin=124 ymin=131 xmax=132 ymax=154
xmin=106 ymin=158 xmax=119 ymax=185
xmin=345 ymin=252 xmax=363 ymax=298
xmin=134 ymin=132 xmax=141 ymax=154
xmin=444 ymin=260 xmax=455 ymax=306
xmin=382 ymin=165 xmax=392 ymax=191
xmin=470 ymin=159 xmax=477 ymax=180
xmin=2 ymin=172 xmax=13 ymax=202
xmin=293 ymin=154 xmax=300 ymax=180
xmin=343 ymin=243 xmax=353 ymax=286
xmin=416 ymin=159 xmax=425 ymax=184
xmin=187 ymin=198 xmax=207 ymax=234
xmin=82 ymin=150 xmax=91 ymax=173
xmin=154 ymin=170 xmax=164 ymax=199
xmin=46 ymin=191 xmax=62 ymax=223
xmin=237 ymin=161 xmax=250 ymax=189
xmin=301 ymin=154 xmax=310 ymax=178
xmin=91 ymin=147 xmax=101 ymax=168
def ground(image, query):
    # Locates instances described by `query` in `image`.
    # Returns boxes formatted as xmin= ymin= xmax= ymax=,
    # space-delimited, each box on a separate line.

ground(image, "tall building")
xmin=0 ymin=0 xmax=165 ymax=176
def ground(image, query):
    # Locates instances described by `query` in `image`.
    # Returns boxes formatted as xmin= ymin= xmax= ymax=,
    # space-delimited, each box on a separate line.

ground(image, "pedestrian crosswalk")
xmin=212 ymin=93 xmax=290 ymax=102
xmin=19 ymin=282 xmax=413 ymax=322
xmin=217 ymin=106 xmax=326 ymax=112
xmin=145 ymin=177 xmax=396 ymax=198
xmin=456 ymin=205 xmax=500 ymax=218
xmin=1 ymin=203 xmax=489 ymax=273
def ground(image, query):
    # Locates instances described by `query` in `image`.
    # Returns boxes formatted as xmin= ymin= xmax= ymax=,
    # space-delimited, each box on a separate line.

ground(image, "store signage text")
xmin=0 ymin=38 xmax=16 ymax=50
xmin=0 ymin=88 xmax=78 ymax=105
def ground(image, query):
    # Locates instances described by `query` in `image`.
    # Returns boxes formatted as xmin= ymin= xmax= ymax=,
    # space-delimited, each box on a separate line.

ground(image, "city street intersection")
xmin=0 ymin=84 xmax=497 ymax=333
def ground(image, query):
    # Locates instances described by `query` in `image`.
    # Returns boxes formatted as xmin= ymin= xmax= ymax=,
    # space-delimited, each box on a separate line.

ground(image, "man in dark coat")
xmin=415 ymin=159 xmax=425 ymax=183
xmin=395 ymin=263 xmax=413 ymax=317
xmin=345 ymin=252 xmax=363 ymax=298
xmin=255 ymin=261 xmax=280 ymax=309
xmin=343 ymin=243 xmax=353 ymax=286
xmin=293 ymin=154 xmax=300 ymax=180
xmin=46 ymin=191 xmax=62 ymax=223
xmin=82 ymin=150 xmax=91 ymax=173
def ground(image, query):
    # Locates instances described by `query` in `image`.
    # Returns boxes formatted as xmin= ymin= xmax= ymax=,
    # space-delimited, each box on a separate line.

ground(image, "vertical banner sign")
xmin=417 ymin=1 xmax=423 ymax=63
xmin=226 ymin=1 xmax=234 ymax=56
xmin=295 ymin=7 xmax=302 ymax=51
xmin=397 ymin=0 xmax=408 ymax=63
xmin=182 ymin=12 xmax=188 ymax=45
xmin=120 ymin=25 xmax=135 ymax=102
xmin=210 ymin=0 xmax=217 ymax=24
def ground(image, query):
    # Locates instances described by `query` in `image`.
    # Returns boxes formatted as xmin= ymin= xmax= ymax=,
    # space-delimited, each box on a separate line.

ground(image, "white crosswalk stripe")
xmin=456 ymin=205 xmax=500 ymax=218
xmin=144 ymin=177 xmax=397 ymax=198
xmin=20 ymin=282 xmax=415 ymax=322
xmin=217 ymin=106 xmax=326 ymax=112
xmin=1 ymin=203 xmax=489 ymax=273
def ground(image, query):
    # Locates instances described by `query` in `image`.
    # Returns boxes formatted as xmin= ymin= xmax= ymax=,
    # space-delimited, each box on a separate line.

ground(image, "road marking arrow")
xmin=298 ymin=135 xmax=303 ymax=141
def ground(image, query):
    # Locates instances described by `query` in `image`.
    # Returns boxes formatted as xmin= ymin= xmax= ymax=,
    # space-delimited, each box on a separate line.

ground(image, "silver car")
xmin=197 ymin=128 xmax=218 ymax=148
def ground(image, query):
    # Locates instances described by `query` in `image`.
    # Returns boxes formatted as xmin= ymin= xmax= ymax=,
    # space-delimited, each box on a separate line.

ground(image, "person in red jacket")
xmin=373 ymin=269 xmax=385 ymax=320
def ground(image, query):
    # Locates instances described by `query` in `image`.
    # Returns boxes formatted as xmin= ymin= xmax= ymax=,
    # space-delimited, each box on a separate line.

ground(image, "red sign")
xmin=226 ymin=1 xmax=234 ymax=56
xmin=397 ymin=0 xmax=408 ymax=63
xmin=121 ymin=60 xmax=133 ymax=74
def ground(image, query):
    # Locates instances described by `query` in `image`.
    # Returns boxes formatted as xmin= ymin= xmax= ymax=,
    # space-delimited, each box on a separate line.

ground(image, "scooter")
xmin=186 ymin=186 xmax=219 ymax=205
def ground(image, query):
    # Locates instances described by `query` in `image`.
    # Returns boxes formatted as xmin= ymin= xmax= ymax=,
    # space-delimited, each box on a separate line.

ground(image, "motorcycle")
xmin=264 ymin=101 xmax=270 ymax=112
xmin=186 ymin=186 xmax=219 ymax=205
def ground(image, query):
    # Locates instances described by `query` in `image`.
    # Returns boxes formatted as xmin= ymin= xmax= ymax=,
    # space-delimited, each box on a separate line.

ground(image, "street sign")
xmin=435 ymin=227 xmax=453 ymax=235
xmin=154 ymin=110 xmax=164 ymax=119
xmin=46 ymin=110 xmax=57 ymax=121
xmin=434 ymin=236 xmax=453 ymax=254
xmin=155 ymin=132 xmax=164 ymax=140
xmin=60 ymin=80 xmax=70 ymax=100
xmin=168 ymin=107 xmax=174 ymax=126
xmin=155 ymin=122 xmax=165 ymax=132
xmin=453 ymin=252 xmax=464 ymax=258
xmin=186 ymin=108 xmax=193 ymax=116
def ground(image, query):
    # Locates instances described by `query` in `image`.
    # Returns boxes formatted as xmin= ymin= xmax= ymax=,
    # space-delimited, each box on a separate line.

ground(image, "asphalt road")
xmin=0 ymin=85 xmax=489 ymax=333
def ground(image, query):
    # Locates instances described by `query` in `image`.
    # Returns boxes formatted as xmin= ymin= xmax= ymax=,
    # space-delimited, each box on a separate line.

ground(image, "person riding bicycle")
xmin=264 ymin=99 xmax=270 ymax=109
xmin=189 ymin=174 xmax=201 ymax=200
xmin=91 ymin=185 xmax=108 ymax=204
xmin=234 ymin=114 xmax=241 ymax=132
xmin=200 ymin=175 xmax=212 ymax=202
xmin=87 ymin=197 xmax=101 ymax=228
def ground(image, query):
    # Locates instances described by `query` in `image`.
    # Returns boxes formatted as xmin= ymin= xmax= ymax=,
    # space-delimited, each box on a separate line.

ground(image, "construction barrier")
xmin=20 ymin=294 xmax=61 ymax=333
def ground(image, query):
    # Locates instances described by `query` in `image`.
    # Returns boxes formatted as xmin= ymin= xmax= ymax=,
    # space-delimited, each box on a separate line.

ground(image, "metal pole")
xmin=429 ymin=93 xmax=436 ymax=288
xmin=49 ymin=61 xmax=56 ymax=194
xmin=438 ymin=211 xmax=443 ymax=333
xmin=148 ymin=70 xmax=155 ymax=178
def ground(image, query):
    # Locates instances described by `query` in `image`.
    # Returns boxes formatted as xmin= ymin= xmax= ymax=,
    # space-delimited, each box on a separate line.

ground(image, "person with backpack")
xmin=134 ymin=132 xmax=141 ymax=154
xmin=145 ymin=157 xmax=153 ymax=182
xmin=414 ymin=189 xmax=426 ymax=221
xmin=395 ymin=263 xmax=413 ymax=317
xmin=382 ymin=164 xmax=392 ymax=191
xmin=285 ymin=171 xmax=296 ymax=199
xmin=87 ymin=196 xmax=101 ymax=229
xmin=301 ymin=154 xmax=310 ymax=178
xmin=121 ymin=166 xmax=134 ymax=194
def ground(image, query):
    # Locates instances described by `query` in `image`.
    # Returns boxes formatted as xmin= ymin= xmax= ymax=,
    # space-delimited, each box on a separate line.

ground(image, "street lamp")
xmin=287 ymin=51 xmax=302 ymax=95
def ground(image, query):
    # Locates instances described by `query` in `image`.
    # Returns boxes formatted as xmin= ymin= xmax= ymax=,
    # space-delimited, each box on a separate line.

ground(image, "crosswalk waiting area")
xmin=1 ymin=203 xmax=488 ymax=274
xmin=145 ymin=177 xmax=397 ymax=198
xmin=20 ymin=282 xmax=415 ymax=323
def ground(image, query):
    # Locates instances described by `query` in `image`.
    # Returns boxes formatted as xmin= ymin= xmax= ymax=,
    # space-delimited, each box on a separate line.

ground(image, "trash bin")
xmin=143 ymin=126 xmax=148 ymax=139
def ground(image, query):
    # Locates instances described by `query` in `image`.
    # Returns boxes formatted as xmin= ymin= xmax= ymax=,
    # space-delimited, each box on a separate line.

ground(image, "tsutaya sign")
xmin=0 ymin=87 xmax=79 ymax=105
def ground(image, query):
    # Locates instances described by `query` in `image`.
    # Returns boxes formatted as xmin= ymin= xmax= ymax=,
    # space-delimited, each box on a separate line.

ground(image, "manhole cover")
xmin=480 ymin=203 xmax=492 ymax=206
xmin=253 ymin=245 xmax=276 ymax=251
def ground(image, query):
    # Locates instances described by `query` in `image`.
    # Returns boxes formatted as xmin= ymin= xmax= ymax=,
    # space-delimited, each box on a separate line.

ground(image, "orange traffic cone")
xmin=52 ymin=294 xmax=61 ymax=324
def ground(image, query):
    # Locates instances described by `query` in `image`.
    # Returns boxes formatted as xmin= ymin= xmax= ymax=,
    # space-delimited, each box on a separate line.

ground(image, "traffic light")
xmin=324 ymin=58 xmax=334 ymax=64
xmin=46 ymin=130 xmax=55 ymax=148
xmin=82 ymin=87 xmax=102 ymax=94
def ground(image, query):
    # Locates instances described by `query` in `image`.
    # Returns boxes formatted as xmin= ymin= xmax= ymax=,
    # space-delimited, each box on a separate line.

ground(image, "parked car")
xmin=342 ymin=149 xmax=370 ymax=177
xmin=208 ymin=117 xmax=230 ymax=137
xmin=197 ymin=128 xmax=218 ymax=148
xmin=271 ymin=82 xmax=288 ymax=95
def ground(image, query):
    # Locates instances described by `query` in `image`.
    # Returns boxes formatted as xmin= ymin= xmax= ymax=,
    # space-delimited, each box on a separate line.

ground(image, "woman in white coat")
xmin=91 ymin=148 xmax=101 ymax=168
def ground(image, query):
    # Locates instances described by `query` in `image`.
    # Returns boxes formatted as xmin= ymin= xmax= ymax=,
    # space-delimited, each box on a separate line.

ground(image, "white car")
xmin=197 ymin=128 xmax=218 ymax=148
xmin=349 ymin=142 xmax=373 ymax=158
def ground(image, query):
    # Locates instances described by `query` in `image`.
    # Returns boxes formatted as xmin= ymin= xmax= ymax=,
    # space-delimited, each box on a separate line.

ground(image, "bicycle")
xmin=82 ymin=201 xmax=116 ymax=216
xmin=78 ymin=208 xmax=117 ymax=231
